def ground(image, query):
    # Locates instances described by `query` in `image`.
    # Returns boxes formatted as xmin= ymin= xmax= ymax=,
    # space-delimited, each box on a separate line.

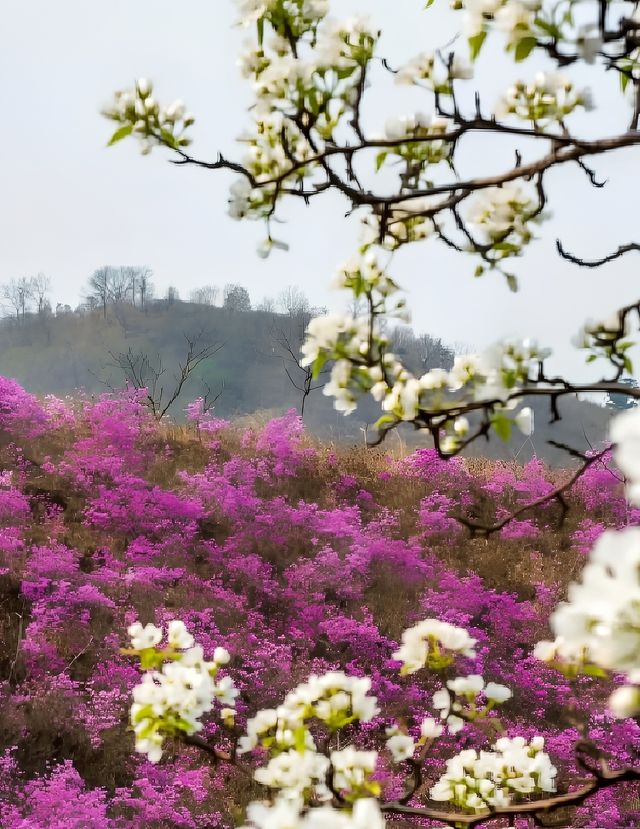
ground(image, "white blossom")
xmin=167 ymin=620 xmax=195 ymax=650
xmin=611 ymin=408 xmax=640 ymax=505
xmin=547 ymin=527 xmax=640 ymax=676
xmin=430 ymin=736 xmax=556 ymax=810
xmin=385 ymin=730 xmax=415 ymax=762
xmin=609 ymin=683 xmax=640 ymax=718
xmin=128 ymin=622 xmax=238 ymax=762
xmin=330 ymin=747 xmax=378 ymax=794
xmin=420 ymin=717 xmax=444 ymax=739
xmin=254 ymin=749 xmax=331 ymax=800
xmin=128 ymin=621 xmax=162 ymax=650
xmin=514 ymin=406 xmax=534 ymax=436
xmin=393 ymin=619 xmax=477 ymax=674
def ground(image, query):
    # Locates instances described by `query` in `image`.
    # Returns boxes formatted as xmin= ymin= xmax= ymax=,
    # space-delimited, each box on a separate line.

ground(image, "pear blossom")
xmin=430 ymin=736 xmax=556 ymax=811
xmin=611 ymin=408 xmax=640 ymax=505
xmin=420 ymin=717 xmax=444 ymax=739
xmin=393 ymin=619 xmax=477 ymax=674
xmin=128 ymin=623 xmax=238 ymax=762
xmin=545 ymin=528 xmax=640 ymax=677
xmin=385 ymin=730 xmax=415 ymax=762
xmin=128 ymin=622 xmax=162 ymax=650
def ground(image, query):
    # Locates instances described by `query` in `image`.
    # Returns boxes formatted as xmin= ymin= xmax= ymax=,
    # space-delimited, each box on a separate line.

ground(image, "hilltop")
xmin=0 ymin=300 xmax=612 ymax=462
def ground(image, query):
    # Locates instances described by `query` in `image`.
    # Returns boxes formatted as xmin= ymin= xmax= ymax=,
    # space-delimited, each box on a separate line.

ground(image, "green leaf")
xmin=582 ymin=664 xmax=608 ymax=678
xmin=107 ymin=124 xmax=133 ymax=147
xmin=621 ymin=71 xmax=630 ymax=93
xmin=374 ymin=414 xmax=397 ymax=430
xmin=493 ymin=241 xmax=520 ymax=253
xmin=468 ymin=30 xmax=487 ymax=61
xmin=257 ymin=16 xmax=265 ymax=47
xmin=311 ymin=352 xmax=328 ymax=380
xmin=492 ymin=415 xmax=512 ymax=442
xmin=505 ymin=273 xmax=519 ymax=292
xmin=586 ymin=353 xmax=598 ymax=363
xmin=424 ymin=0 xmax=435 ymax=7
xmin=375 ymin=152 xmax=388 ymax=171
xmin=534 ymin=17 xmax=561 ymax=39
xmin=514 ymin=37 xmax=537 ymax=62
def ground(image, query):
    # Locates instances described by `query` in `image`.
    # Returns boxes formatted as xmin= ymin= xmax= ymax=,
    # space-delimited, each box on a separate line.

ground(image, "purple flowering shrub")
xmin=0 ymin=379 xmax=638 ymax=826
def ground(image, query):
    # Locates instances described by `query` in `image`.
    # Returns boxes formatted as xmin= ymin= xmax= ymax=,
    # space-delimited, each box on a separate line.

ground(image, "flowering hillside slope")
xmin=0 ymin=380 xmax=638 ymax=827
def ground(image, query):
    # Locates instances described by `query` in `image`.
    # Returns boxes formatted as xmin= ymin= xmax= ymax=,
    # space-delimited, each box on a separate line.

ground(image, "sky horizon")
xmin=2 ymin=0 xmax=639 ymax=380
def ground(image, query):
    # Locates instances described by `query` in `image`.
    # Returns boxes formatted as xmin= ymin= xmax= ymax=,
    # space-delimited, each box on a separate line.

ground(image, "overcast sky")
xmin=1 ymin=0 xmax=638 ymax=378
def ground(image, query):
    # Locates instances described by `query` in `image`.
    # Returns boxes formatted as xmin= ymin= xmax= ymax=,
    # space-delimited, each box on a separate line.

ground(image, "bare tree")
xmin=29 ymin=273 xmax=51 ymax=315
xmin=87 ymin=267 xmax=112 ymax=318
xmin=1 ymin=278 xmax=33 ymax=321
xmin=165 ymin=285 xmax=180 ymax=306
xmin=190 ymin=285 xmax=219 ymax=306
xmin=277 ymin=285 xmax=310 ymax=317
xmin=257 ymin=296 xmax=277 ymax=313
xmin=106 ymin=331 xmax=223 ymax=419
xmin=138 ymin=268 xmax=154 ymax=309
xmin=109 ymin=268 xmax=132 ymax=304
xmin=272 ymin=308 xmax=328 ymax=417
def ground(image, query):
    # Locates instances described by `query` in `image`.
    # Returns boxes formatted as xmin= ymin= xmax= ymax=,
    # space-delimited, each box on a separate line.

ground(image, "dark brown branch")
xmin=557 ymin=239 xmax=640 ymax=268
xmin=456 ymin=446 xmax=611 ymax=538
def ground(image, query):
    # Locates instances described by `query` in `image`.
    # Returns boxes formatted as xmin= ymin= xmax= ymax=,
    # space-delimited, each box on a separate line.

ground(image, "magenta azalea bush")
xmin=0 ymin=382 xmax=639 ymax=827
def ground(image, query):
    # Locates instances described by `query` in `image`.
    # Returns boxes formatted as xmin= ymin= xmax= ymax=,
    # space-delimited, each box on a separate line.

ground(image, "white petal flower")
xmin=128 ymin=621 xmax=162 ymax=650
xmin=420 ymin=717 xmax=444 ymax=738
xmin=484 ymin=682 xmax=512 ymax=703
xmin=514 ymin=406 xmax=534 ymax=436
xmin=609 ymin=685 xmax=640 ymax=718
xmin=167 ymin=620 xmax=195 ymax=650
xmin=385 ymin=732 xmax=415 ymax=762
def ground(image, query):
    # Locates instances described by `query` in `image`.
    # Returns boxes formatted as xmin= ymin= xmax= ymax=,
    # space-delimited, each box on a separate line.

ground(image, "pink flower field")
xmin=0 ymin=377 xmax=638 ymax=827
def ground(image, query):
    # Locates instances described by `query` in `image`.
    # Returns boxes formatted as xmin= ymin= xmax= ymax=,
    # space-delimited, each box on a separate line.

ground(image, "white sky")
xmin=1 ymin=0 xmax=639 ymax=378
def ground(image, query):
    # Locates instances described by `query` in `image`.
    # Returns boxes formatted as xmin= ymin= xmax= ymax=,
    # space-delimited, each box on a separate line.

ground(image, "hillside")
xmin=0 ymin=302 xmax=613 ymax=462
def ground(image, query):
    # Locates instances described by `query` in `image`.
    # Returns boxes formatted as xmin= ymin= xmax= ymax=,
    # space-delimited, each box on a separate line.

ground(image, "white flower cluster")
xmin=395 ymin=51 xmax=473 ymax=89
xmin=103 ymin=79 xmax=193 ymax=155
xmin=393 ymin=619 xmax=477 ymax=674
xmin=330 ymin=747 xmax=380 ymax=799
xmin=432 ymin=675 xmax=512 ymax=734
xmin=360 ymin=201 xmax=435 ymax=251
xmin=430 ymin=736 xmax=557 ymax=811
xmin=241 ymin=674 xmax=379 ymax=807
xmin=236 ymin=0 xmax=329 ymax=35
xmin=241 ymin=798 xmax=385 ymax=829
xmin=127 ymin=621 xmax=236 ymax=762
xmin=612 ymin=408 xmax=640 ymax=506
xmin=460 ymin=0 xmax=542 ymax=51
xmin=466 ymin=183 xmax=538 ymax=252
xmin=228 ymin=7 xmax=379 ymax=225
xmin=536 ymin=527 xmax=640 ymax=716
xmin=317 ymin=15 xmax=379 ymax=71
xmin=572 ymin=310 xmax=633 ymax=377
xmin=304 ymin=260 xmax=545 ymax=436
xmin=255 ymin=748 xmax=332 ymax=801
xmin=497 ymin=72 xmax=593 ymax=125
xmin=381 ymin=113 xmax=453 ymax=172
xmin=239 ymin=671 xmax=379 ymax=756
